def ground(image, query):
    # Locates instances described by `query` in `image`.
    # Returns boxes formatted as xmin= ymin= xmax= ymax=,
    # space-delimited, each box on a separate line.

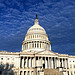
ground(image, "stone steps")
xmin=43 ymin=69 xmax=63 ymax=75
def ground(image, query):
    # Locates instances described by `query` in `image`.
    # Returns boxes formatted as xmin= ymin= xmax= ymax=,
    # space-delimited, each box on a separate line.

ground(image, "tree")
xmin=0 ymin=62 xmax=14 ymax=75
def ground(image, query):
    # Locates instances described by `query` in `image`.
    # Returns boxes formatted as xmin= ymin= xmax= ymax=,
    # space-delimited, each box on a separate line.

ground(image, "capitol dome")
xmin=22 ymin=14 xmax=51 ymax=51
xmin=27 ymin=19 xmax=46 ymax=35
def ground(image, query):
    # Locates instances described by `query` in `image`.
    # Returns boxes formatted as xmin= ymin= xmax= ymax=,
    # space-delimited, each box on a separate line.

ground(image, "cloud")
xmin=0 ymin=0 xmax=75 ymax=55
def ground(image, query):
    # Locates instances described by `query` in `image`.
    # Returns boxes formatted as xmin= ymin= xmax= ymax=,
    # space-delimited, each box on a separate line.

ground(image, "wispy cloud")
xmin=0 ymin=0 xmax=75 ymax=54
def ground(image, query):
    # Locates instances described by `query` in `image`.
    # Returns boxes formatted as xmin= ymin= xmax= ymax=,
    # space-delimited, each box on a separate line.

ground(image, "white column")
xmin=45 ymin=57 xmax=46 ymax=68
xmin=41 ymin=57 xmax=42 ymax=68
xmin=30 ymin=57 xmax=31 ymax=68
xmin=22 ymin=57 xmax=24 ymax=68
xmin=22 ymin=71 xmax=24 ymax=75
xmin=54 ymin=58 xmax=56 ymax=69
xmin=50 ymin=57 xmax=51 ymax=68
xmin=25 ymin=57 xmax=28 ymax=68
xmin=58 ymin=58 xmax=60 ymax=67
xmin=69 ymin=71 xmax=71 ymax=75
xmin=24 ymin=57 xmax=25 ymax=68
xmin=44 ymin=42 xmax=45 ymax=49
xmin=33 ymin=57 xmax=36 ymax=67
xmin=41 ymin=42 xmax=42 ymax=48
xmin=46 ymin=57 xmax=47 ymax=68
xmin=65 ymin=59 xmax=67 ymax=69
xmin=26 ymin=71 xmax=28 ymax=75
xmin=32 ymin=57 xmax=34 ymax=68
xmin=57 ymin=58 xmax=59 ymax=68
xmin=51 ymin=57 xmax=53 ymax=69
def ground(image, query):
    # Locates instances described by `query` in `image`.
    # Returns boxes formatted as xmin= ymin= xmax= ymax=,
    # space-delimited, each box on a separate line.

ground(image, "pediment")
xmin=35 ymin=50 xmax=58 ymax=56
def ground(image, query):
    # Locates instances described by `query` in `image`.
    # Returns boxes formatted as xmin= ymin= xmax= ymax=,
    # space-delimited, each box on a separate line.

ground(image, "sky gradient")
xmin=0 ymin=0 xmax=75 ymax=55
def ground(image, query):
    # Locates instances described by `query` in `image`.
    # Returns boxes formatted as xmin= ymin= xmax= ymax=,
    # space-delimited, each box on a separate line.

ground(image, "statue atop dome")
xmin=36 ymin=14 xmax=37 ymax=19
xmin=34 ymin=14 xmax=39 ymax=25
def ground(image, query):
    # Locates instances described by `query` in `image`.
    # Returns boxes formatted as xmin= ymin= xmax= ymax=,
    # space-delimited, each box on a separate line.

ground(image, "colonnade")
xmin=19 ymin=56 xmax=74 ymax=75
xmin=25 ymin=34 xmax=48 ymax=41
xmin=20 ymin=56 xmax=69 ymax=75
xmin=22 ymin=41 xmax=51 ymax=50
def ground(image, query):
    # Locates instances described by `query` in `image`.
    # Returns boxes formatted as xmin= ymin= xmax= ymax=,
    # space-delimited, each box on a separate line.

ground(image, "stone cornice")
xmin=0 ymin=52 xmax=19 ymax=55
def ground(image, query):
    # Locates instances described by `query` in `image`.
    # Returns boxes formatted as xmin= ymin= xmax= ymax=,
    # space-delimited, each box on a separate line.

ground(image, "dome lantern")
xmin=34 ymin=14 xmax=39 ymax=25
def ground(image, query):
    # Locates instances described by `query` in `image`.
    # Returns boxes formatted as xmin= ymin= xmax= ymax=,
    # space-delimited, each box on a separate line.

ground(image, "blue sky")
xmin=0 ymin=0 xmax=75 ymax=55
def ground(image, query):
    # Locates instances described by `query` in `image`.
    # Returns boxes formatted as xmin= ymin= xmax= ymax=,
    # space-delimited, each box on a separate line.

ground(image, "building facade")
xmin=0 ymin=15 xmax=75 ymax=75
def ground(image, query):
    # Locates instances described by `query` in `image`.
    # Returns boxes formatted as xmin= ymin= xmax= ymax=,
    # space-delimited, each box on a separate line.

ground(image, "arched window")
xmin=37 ymin=42 xmax=39 ymax=48
xmin=40 ymin=43 xmax=41 ymax=48
xmin=35 ymin=43 xmax=36 ymax=48
xmin=32 ymin=43 xmax=34 ymax=48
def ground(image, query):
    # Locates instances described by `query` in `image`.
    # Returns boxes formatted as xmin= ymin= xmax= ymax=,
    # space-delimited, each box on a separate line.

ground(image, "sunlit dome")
xmin=22 ymin=14 xmax=51 ymax=52
xmin=27 ymin=16 xmax=46 ymax=35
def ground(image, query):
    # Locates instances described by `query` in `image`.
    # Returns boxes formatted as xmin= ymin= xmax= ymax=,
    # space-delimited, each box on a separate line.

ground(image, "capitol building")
xmin=0 ymin=15 xmax=75 ymax=75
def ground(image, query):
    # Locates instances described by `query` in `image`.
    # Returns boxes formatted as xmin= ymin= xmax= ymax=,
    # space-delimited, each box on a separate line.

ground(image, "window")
xmin=33 ymin=35 xmax=34 ymax=38
xmin=32 ymin=43 xmax=34 ymax=48
xmin=27 ymin=43 xmax=28 ymax=49
xmin=40 ymin=43 xmax=41 ymax=48
xmin=35 ymin=43 xmax=36 ymax=48
xmin=37 ymin=42 xmax=39 ymax=48
xmin=36 ymin=57 xmax=38 ymax=60
xmin=7 ymin=58 xmax=9 ymax=60
xmin=70 ymin=65 xmax=72 ymax=68
xmin=1 ymin=58 xmax=3 ymax=60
